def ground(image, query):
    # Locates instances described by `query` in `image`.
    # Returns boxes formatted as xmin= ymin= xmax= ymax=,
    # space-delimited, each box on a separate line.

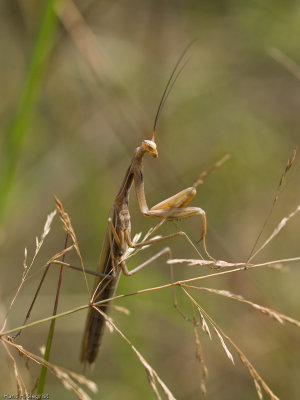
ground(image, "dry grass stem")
xmin=191 ymin=303 xmax=208 ymax=396
xmin=193 ymin=323 xmax=208 ymax=396
xmin=273 ymin=148 xmax=297 ymax=205
xmin=2 ymin=339 xmax=28 ymax=394
xmin=12 ymin=245 xmax=74 ymax=287
xmin=47 ymin=245 xmax=75 ymax=266
xmin=1 ymin=337 xmax=97 ymax=399
xmin=167 ymin=256 xmax=300 ymax=276
xmin=57 ymin=0 xmax=106 ymax=79
xmin=181 ymin=288 xmax=280 ymax=400
xmin=1 ymin=210 xmax=57 ymax=333
xmin=168 ymin=259 xmax=247 ymax=268
xmin=248 ymin=148 xmax=297 ymax=262
xmin=54 ymin=195 xmax=83 ymax=265
xmin=268 ymin=47 xmax=300 ymax=81
xmin=249 ymin=204 xmax=300 ymax=261
xmin=184 ymin=286 xmax=300 ymax=328
xmin=92 ymin=306 xmax=176 ymax=400
xmin=183 ymin=289 xmax=234 ymax=364
xmin=54 ymin=195 xmax=88 ymax=291
xmin=112 ymin=304 xmax=131 ymax=315
xmin=193 ymin=154 xmax=231 ymax=188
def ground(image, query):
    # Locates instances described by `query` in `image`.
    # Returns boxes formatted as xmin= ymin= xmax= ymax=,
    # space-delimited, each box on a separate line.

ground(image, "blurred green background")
xmin=1 ymin=1 xmax=300 ymax=399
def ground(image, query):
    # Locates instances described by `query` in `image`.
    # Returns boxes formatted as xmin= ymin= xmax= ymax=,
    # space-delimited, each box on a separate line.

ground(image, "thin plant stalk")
xmin=2 ymin=255 xmax=300 ymax=338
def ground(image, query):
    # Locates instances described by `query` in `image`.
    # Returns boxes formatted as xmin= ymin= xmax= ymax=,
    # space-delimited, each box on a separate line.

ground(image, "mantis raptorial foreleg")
xmin=133 ymin=163 xmax=212 ymax=259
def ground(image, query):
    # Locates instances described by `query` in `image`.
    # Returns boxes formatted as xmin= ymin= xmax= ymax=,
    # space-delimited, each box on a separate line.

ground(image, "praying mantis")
xmin=80 ymin=46 xmax=228 ymax=366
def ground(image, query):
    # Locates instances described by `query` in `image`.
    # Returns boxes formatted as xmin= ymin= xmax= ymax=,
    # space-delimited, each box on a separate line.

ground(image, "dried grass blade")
xmin=54 ymin=195 xmax=88 ymax=291
xmin=1 ymin=210 xmax=57 ymax=333
xmin=38 ymin=210 xmax=57 ymax=249
xmin=191 ymin=304 xmax=208 ymax=397
xmin=112 ymin=305 xmax=130 ymax=315
xmin=68 ymin=371 xmax=98 ymax=394
xmin=199 ymin=310 xmax=212 ymax=340
xmin=167 ymin=259 xmax=247 ymax=268
xmin=181 ymin=288 xmax=279 ymax=399
xmin=182 ymin=288 xmax=234 ymax=364
xmin=47 ymin=245 xmax=74 ymax=265
xmin=1 ymin=339 xmax=27 ymax=394
xmin=184 ymin=286 xmax=300 ymax=329
xmin=254 ymin=378 xmax=264 ymax=400
xmin=212 ymin=326 xmax=234 ymax=365
xmin=23 ymin=247 xmax=28 ymax=269
xmin=248 ymin=149 xmax=297 ymax=262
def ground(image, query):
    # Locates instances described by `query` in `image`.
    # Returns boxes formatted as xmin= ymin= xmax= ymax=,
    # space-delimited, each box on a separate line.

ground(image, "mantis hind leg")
xmin=119 ymin=245 xmax=196 ymax=323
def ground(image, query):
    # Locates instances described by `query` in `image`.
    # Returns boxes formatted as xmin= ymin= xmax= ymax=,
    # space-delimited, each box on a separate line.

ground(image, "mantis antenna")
xmin=151 ymin=39 xmax=197 ymax=142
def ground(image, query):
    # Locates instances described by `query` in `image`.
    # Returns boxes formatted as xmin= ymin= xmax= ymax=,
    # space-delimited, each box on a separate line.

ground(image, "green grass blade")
xmin=0 ymin=0 xmax=63 ymax=222
xmin=36 ymin=318 xmax=57 ymax=394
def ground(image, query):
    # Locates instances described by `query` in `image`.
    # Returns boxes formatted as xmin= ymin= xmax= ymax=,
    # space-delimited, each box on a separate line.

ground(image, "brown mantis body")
xmin=80 ymin=137 xmax=210 ymax=364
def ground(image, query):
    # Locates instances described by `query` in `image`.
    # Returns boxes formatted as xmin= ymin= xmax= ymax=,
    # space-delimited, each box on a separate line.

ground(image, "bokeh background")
xmin=1 ymin=1 xmax=300 ymax=399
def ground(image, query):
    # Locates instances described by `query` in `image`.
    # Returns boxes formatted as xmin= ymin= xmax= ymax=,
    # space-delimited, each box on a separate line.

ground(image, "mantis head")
xmin=141 ymin=139 xmax=158 ymax=158
xmin=142 ymin=43 xmax=193 ymax=161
